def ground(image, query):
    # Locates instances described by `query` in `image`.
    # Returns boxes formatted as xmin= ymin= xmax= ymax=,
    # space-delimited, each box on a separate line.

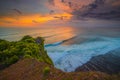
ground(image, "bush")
xmin=21 ymin=35 xmax=35 ymax=43
xmin=0 ymin=35 xmax=53 ymax=69
xmin=43 ymin=66 xmax=50 ymax=76
xmin=24 ymin=54 xmax=32 ymax=58
xmin=21 ymin=35 xmax=33 ymax=41
xmin=4 ymin=55 xmax=19 ymax=66
xmin=0 ymin=40 xmax=10 ymax=51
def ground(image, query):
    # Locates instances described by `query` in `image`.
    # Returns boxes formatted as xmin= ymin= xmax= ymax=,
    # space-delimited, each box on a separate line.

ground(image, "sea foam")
xmin=46 ymin=37 xmax=120 ymax=72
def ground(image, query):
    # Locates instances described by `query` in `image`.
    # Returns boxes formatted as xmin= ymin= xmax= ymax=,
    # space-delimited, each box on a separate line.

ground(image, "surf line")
xmin=45 ymin=36 xmax=77 ymax=47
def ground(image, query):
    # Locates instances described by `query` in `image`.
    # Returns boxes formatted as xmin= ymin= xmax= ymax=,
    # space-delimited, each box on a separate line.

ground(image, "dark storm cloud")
xmin=72 ymin=0 xmax=120 ymax=20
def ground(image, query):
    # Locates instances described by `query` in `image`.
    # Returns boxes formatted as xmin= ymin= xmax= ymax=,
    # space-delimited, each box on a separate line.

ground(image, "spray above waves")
xmin=46 ymin=37 xmax=120 ymax=72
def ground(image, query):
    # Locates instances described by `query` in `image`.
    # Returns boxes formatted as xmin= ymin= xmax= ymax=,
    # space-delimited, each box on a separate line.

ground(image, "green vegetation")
xmin=43 ymin=66 xmax=50 ymax=76
xmin=0 ymin=35 xmax=53 ymax=69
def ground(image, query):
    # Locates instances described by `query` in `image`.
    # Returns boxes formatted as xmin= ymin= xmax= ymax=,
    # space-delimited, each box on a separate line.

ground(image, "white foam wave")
xmin=46 ymin=37 xmax=120 ymax=72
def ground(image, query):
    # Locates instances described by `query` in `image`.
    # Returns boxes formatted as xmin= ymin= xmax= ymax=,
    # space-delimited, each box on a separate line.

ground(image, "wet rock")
xmin=75 ymin=48 xmax=120 ymax=74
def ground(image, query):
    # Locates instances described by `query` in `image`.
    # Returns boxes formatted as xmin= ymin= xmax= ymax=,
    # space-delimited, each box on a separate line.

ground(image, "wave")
xmin=46 ymin=36 xmax=120 ymax=72
xmin=0 ymin=32 xmax=20 ymax=37
xmin=45 ymin=36 xmax=77 ymax=47
xmin=0 ymin=30 xmax=54 ymax=39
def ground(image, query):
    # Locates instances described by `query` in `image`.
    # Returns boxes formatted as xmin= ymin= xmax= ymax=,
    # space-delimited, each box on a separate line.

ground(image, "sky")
xmin=0 ymin=0 xmax=120 ymax=27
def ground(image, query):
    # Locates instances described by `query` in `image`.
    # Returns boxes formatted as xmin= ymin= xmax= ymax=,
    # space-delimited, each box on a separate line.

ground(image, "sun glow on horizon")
xmin=0 ymin=13 xmax=72 ymax=27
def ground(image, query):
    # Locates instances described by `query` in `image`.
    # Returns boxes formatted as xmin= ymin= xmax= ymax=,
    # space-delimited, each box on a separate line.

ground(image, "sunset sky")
xmin=0 ymin=0 xmax=120 ymax=27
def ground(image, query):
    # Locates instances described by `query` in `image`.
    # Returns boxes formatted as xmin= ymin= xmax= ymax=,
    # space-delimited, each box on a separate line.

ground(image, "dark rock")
xmin=75 ymin=48 xmax=120 ymax=74
xmin=35 ymin=37 xmax=43 ymax=44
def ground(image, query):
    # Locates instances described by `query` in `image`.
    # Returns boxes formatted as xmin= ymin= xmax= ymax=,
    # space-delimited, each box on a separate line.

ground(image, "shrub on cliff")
xmin=0 ymin=35 xmax=53 ymax=69
xmin=43 ymin=66 xmax=50 ymax=76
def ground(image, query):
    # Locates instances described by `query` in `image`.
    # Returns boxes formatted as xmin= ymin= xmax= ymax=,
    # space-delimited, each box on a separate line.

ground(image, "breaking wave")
xmin=45 ymin=36 xmax=120 ymax=72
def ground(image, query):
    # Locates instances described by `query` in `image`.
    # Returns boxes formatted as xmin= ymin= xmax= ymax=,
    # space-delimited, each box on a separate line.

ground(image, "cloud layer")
xmin=72 ymin=0 xmax=120 ymax=20
xmin=49 ymin=0 xmax=120 ymax=20
xmin=0 ymin=0 xmax=120 ymax=27
xmin=1 ymin=0 xmax=120 ymax=20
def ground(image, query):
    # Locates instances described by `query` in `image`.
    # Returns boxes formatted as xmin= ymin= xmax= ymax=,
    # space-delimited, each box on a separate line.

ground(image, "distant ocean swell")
xmin=0 ymin=29 xmax=73 ymax=41
xmin=45 ymin=36 xmax=120 ymax=72
xmin=45 ymin=36 xmax=77 ymax=47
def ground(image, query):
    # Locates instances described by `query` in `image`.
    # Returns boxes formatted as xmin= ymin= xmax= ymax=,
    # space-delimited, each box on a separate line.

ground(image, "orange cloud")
xmin=0 ymin=13 xmax=72 ymax=27
xmin=47 ymin=0 xmax=94 ymax=12
xmin=54 ymin=0 xmax=71 ymax=12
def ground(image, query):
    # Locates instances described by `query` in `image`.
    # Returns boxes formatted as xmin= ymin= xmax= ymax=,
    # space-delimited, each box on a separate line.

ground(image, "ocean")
xmin=0 ymin=24 xmax=120 ymax=73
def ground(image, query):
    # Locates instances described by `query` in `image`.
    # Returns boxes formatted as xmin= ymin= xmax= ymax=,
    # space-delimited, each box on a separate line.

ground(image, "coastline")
xmin=0 ymin=35 xmax=120 ymax=80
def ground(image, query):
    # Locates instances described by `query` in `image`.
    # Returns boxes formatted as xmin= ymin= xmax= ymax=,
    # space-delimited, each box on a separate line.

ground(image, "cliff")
xmin=75 ymin=48 xmax=120 ymax=74
xmin=0 ymin=36 xmax=120 ymax=80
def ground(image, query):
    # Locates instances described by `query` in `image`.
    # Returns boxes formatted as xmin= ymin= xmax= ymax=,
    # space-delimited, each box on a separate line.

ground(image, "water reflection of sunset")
xmin=44 ymin=26 xmax=75 ymax=44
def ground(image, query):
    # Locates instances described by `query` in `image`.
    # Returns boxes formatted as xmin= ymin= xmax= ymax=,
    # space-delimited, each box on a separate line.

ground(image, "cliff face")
xmin=0 ymin=36 xmax=120 ymax=80
xmin=1 ymin=58 xmax=120 ymax=80
xmin=75 ymin=48 xmax=120 ymax=74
